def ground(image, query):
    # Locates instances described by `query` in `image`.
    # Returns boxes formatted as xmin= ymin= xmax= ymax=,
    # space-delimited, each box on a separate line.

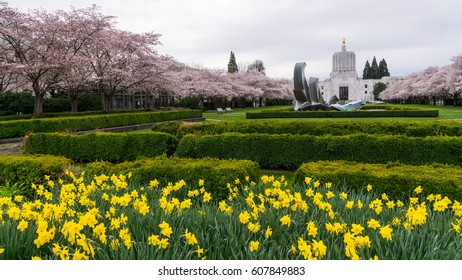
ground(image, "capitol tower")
xmin=319 ymin=38 xmax=404 ymax=103
xmin=331 ymin=38 xmax=357 ymax=78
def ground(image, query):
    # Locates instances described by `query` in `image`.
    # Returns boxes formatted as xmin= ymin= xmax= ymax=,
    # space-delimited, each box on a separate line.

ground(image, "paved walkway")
xmin=0 ymin=142 xmax=23 ymax=155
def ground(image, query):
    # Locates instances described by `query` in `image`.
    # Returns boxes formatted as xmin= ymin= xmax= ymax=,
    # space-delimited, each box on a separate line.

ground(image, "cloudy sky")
xmin=6 ymin=0 xmax=462 ymax=79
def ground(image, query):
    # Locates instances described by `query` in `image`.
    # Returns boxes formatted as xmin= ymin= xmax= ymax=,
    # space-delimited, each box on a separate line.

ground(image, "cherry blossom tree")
xmin=129 ymin=55 xmax=182 ymax=109
xmin=0 ymin=4 xmax=62 ymax=116
xmin=0 ymin=3 xmax=167 ymax=114
xmin=170 ymin=66 xmax=292 ymax=108
xmin=234 ymin=71 xmax=292 ymax=106
xmin=1 ymin=2 xmax=296 ymax=115
xmin=0 ymin=3 xmax=119 ymax=116
xmin=437 ymin=64 xmax=461 ymax=105
xmin=176 ymin=67 xmax=236 ymax=108
xmin=55 ymin=5 xmax=114 ymax=112
xmin=225 ymin=72 xmax=264 ymax=104
xmin=58 ymin=58 xmax=94 ymax=112
xmin=0 ymin=64 xmax=24 ymax=94
xmin=82 ymin=26 xmax=162 ymax=112
xmin=380 ymin=60 xmax=462 ymax=105
xmin=379 ymin=72 xmax=417 ymax=102
xmin=449 ymin=55 xmax=462 ymax=104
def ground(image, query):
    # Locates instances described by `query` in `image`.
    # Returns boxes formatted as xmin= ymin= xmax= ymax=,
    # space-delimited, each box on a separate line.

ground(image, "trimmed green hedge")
xmin=246 ymin=109 xmax=439 ymax=119
xmin=84 ymin=157 xmax=260 ymax=201
xmin=0 ymin=154 xmax=72 ymax=196
xmin=163 ymin=119 xmax=462 ymax=138
xmin=24 ymin=132 xmax=179 ymax=163
xmin=294 ymin=160 xmax=462 ymax=201
xmin=151 ymin=121 xmax=184 ymax=136
xmin=0 ymin=109 xmax=202 ymax=139
xmin=176 ymin=133 xmax=462 ymax=170
xmin=0 ymin=108 xmax=157 ymax=122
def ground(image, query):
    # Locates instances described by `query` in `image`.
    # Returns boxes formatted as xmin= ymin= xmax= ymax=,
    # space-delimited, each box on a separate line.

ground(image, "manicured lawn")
xmin=202 ymin=104 xmax=462 ymax=121
xmin=387 ymin=104 xmax=462 ymax=119
xmin=203 ymin=106 xmax=288 ymax=121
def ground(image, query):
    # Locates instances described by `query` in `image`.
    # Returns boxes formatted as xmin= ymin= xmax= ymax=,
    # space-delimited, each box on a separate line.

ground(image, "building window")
xmin=339 ymin=86 xmax=349 ymax=101
xmin=321 ymin=85 xmax=324 ymax=90
xmin=365 ymin=90 xmax=368 ymax=94
xmin=365 ymin=84 xmax=368 ymax=88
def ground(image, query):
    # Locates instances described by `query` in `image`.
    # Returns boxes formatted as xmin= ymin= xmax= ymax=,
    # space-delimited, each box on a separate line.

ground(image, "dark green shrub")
xmin=176 ymin=133 xmax=462 ymax=170
xmin=151 ymin=121 xmax=183 ymax=136
xmin=43 ymin=98 xmax=71 ymax=113
xmin=24 ymin=132 xmax=179 ymax=163
xmin=176 ymin=97 xmax=201 ymax=109
xmin=0 ymin=154 xmax=72 ymax=197
xmin=78 ymin=94 xmax=103 ymax=111
xmin=175 ymin=119 xmax=462 ymax=138
xmin=246 ymin=109 xmax=439 ymax=119
xmin=84 ymin=157 xmax=260 ymax=201
xmin=0 ymin=92 xmax=34 ymax=115
xmin=294 ymin=160 xmax=462 ymax=201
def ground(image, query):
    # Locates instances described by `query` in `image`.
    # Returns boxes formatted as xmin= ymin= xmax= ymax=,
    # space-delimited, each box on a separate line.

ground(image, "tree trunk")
xmin=102 ymin=93 xmax=113 ymax=113
xmin=70 ymin=96 xmax=78 ymax=112
xmin=147 ymin=94 xmax=154 ymax=110
xmin=33 ymin=93 xmax=45 ymax=118
xmin=158 ymin=92 xmax=163 ymax=108
xmin=454 ymin=93 xmax=460 ymax=107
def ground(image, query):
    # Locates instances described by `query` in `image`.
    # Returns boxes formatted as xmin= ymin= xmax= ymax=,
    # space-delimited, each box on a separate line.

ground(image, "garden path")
xmin=0 ymin=142 xmax=23 ymax=155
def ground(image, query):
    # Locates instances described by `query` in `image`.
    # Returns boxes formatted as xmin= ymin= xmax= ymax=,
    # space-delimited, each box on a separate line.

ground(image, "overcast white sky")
xmin=6 ymin=0 xmax=462 ymax=79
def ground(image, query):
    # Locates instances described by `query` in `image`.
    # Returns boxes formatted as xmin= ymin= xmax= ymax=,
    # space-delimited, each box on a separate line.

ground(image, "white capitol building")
xmin=318 ymin=38 xmax=405 ymax=102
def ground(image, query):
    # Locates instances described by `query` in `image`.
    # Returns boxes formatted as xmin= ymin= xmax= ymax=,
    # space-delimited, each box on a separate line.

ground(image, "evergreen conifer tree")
xmin=362 ymin=60 xmax=371 ymax=79
xmin=363 ymin=57 xmax=391 ymax=79
xmin=379 ymin=59 xmax=390 ymax=77
xmin=227 ymin=51 xmax=238 ymax=74
xmin=370 ymin=56 xmax=379 ymax=79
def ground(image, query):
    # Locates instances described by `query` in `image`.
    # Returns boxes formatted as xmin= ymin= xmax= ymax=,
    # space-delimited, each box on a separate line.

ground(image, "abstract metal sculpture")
xmin=293 ymin=62 xmax=328 ymax=111
xmin=292 ymin=62 xmax=364 ymax=111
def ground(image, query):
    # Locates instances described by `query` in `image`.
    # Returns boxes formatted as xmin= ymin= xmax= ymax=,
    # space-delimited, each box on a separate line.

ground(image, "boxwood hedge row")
xmin=24 ymin=132 xmax=179 ymax=163
xmin=246 ymin=109 xmax=439 ymax=119
xmin=0 ymin=108 xmax=154 ymax=122
xmin=84 ymin=157 xmax=260 ymax=201
xmin=0 ymin=154 xmax=72 ymax=197
xmin=155 ymin=119 xmax=462 ymax=138
xmin=294 ymin=160 xmax=462 ymax=201
xmin=0 ymin=109 xmax=201 ymax=139
xmin=176 ymin=133 xmax=462 ymax=170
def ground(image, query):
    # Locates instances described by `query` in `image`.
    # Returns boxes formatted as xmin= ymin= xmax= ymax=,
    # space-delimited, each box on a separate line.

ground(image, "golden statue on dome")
xmin=342 ymin=37 xmax=346 ymax=46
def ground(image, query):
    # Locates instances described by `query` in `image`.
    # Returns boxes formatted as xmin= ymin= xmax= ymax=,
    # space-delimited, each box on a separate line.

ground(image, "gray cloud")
xmin=8 ymin=0 xmax=462 ymax=79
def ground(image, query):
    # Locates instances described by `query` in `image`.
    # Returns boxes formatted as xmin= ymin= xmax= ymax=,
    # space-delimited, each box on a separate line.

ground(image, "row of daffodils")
xmin=1 ymin=171 xmax=462 ymax=260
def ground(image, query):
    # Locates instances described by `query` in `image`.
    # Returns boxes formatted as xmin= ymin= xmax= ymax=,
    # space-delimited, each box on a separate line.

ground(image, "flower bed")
xmin=1 ymin=173 xmax=461 ymax=260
